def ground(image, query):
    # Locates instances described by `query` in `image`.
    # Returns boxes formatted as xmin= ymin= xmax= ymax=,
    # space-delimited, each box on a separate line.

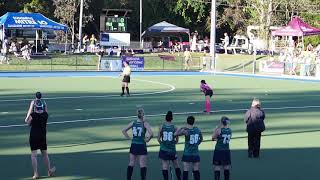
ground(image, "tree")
xmin=216 ymin=0 xmax=250 ymax=35
xmin=53 ymin=0 xmax=92 ymax=46
xmin=23 ymin=0 xmax=53 ymax=18
xmin=174 ymin=0 xmax=207 ymax=23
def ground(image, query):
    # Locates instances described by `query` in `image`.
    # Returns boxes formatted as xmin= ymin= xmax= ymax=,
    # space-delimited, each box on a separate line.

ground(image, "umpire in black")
xmin=244 ymin=98 xmax=265 ymax=158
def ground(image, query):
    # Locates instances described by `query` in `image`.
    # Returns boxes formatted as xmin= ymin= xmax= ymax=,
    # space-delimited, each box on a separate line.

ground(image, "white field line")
xmin=1 ymin=105 xmax=320 ymax=128
xmin=0 ymin=78 xmax=176 ymax=102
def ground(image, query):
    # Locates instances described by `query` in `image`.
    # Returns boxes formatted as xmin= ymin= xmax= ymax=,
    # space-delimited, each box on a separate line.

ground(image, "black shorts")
xmin=159 ymin=150 xmax=178 ymax=160
xmin=182 ymin=155 xmax=200 ymax=163
xmin=29 ymin=136 xmax=47 ymax=151
xmin=213 ymin=150 xmax=231 ymax=166
xmin=205 ymin=90 xmax=213 ymax=97
xmin=123 ymin=75 xmax=131 ymax=83
xmin=130 ymin=143 xmax=147 ymax=155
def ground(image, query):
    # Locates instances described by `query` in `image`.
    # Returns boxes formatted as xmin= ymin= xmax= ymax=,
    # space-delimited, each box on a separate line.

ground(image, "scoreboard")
xmin=105 ymin=17 xmax=127 ymax=32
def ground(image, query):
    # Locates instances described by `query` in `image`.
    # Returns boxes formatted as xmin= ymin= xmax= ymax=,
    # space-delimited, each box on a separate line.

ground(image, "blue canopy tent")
xmin=142 ymin=21 xmax=190 ymax=37
xmin=142 ymin=21 xmax=190 ymax=48
xmin=0 ymin=12 xmax=68 ymax=52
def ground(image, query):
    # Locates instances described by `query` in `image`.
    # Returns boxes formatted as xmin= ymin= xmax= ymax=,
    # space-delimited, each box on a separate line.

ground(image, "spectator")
xmin=21 ymin=44 xmax=31 ymax=61
xmin=183 ymin=48 xmax=192 ymax=71
xmin=96 ymin=46 xmax=105 ymax=71
xmin=244 ymin=98 xmax=265 ymax=158
xmin=89 ymin=34 xmax=97 ymax=53
xmin=10 ymin=42 xmax=19 ymax=57
xmin=1 ymin=39 xmax=9 ymax=64
xmin=82 ymin=34 xmax=89 ymax=52
xmin=221 ymin=33 xmax=229 ymax=55
xmin=306 ymin=43 xmax=313 ymax=51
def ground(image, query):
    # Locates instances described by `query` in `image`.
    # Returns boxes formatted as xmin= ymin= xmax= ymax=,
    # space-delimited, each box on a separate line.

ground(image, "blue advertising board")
xmin=122 ymin=56 xmax=144 ymax=71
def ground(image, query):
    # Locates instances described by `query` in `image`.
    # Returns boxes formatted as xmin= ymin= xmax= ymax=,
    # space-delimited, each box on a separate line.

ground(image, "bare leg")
xmin=127 ymin=153 xmax=137 ymax=180
xmin=31 ymin=150 xmax=39 ymax=179
xmin=139 ymin=155 xmax=147 ymax=180
xmin=41 ymin=150 xmax=55 ymax=176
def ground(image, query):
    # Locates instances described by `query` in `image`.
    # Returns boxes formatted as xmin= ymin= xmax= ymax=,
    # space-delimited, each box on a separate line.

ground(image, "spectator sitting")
xmin=21 ymin=44 xmax=31 ymax=61
xmin=10 ymin=42 xmax=20 ymax=57
xmin=306 ymin=43 xmax=313 ymax=52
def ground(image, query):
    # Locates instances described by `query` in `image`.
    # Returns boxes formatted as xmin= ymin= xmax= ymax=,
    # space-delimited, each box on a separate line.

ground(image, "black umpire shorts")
xmin=123 ymin=75 xmax=131 ymax=83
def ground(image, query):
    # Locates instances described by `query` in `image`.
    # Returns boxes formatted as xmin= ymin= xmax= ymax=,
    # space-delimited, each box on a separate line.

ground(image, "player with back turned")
xmin=212 ymin=116 xmax=232 ymax=180
xmin=175 ymin=116 xmax=203 ymax=180
xmin=158 ymin=111 xmax=182 ymax=180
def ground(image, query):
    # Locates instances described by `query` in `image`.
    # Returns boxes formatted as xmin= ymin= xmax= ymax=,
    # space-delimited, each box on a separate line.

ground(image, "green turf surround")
xmin=0 ymin=75 xmax=320 ymax=179
xmin=0 ymin=53 xmax=267 ymax=72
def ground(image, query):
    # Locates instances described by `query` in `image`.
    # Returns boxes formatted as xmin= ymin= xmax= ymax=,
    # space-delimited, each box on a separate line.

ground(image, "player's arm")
xmin=212 ymin=128 xmax=220 ymax=141
xmin=175 ymin=127 xmax=179 ymax=143
xmin=198 ymin=130 xmax=203 ymax=145
xmin=25 ymin=100 xmax=34 ymax=121
xmin=174 ymin=127 xmax=187 ymax=137
xmin=25 ymin=114 xmax=32 ymax=125
xmin=44 ymin=100 xmax=48 ymax=112
xmin=144 ymin=122 xmax=154 ymax=143
xmin=157 ymin=126 xmax=162 ymax=144
xmin=122 ymin=122 xmax=134 ymax=140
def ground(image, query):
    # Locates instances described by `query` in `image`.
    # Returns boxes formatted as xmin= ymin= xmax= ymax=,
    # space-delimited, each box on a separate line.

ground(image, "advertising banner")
xmin=100 ymin=33 xmax=130 ymax=46
xmin=100 ymin=58 xmax=122 ymax=71
xmin=122 ymin=56 xmax=144 ymax=71
xmin=259 ymin=61 xmax=284 ymax=73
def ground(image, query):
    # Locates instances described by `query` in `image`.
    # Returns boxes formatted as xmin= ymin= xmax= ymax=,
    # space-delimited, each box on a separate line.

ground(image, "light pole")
xmin=140 ymin=0 xmax=143 ymax=49
xmin=78 ymin=0 xmax=84 ymax=51
xmin=210 ymin=0 xmax=216 ymax=71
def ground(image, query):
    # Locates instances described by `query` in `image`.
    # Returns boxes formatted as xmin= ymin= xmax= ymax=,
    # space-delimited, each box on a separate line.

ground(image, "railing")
xmin=0 ymin=54 xmax=203 ymax=72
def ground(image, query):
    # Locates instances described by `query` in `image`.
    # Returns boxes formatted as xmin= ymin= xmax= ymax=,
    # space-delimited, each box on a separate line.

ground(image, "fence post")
xmin=76 ymin=56 xmax=78 ymax=71
xmin=162 ymin=59 xmax=164 ymax=70
xmin=50 ymin=58 xmax=53 ymax=71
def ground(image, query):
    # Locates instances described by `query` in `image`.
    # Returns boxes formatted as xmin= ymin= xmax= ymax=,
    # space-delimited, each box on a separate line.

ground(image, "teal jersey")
xmin=215 ymin=128 xmax=232 ymax=151
xmin=160 ymin=123 xmax=177 ymax=153
xmin=183 ymin=127 xmax=202 ymax=156
xmin=33 ymin=99 xmax=46 ymax=112
xmin=131 ymin=120 xmax=146 ymax=145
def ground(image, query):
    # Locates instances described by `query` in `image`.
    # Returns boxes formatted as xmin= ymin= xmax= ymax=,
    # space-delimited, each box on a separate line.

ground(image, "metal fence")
xmin=0 ymin=54 xmax=203 ymax=72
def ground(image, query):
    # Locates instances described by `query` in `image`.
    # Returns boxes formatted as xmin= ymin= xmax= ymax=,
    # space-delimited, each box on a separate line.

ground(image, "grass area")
xmin=0 ymin=74 xmax=320 ymax=179
xmin=0 ymin=53 xmax=268 ymax=72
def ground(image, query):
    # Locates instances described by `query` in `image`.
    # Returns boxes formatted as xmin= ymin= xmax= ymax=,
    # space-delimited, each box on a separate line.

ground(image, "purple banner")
xmin=122 ymin=56 xmax=144 ymax=71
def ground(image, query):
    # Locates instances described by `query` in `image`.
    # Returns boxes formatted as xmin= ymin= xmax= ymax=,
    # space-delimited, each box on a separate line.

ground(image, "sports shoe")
xmin=48 ymin=166 xmax=56 ymax=177
xmin=32 ymin=175 xmax=39 ymax=179
xmin=120 ymin=93 xmax=124 ymax=97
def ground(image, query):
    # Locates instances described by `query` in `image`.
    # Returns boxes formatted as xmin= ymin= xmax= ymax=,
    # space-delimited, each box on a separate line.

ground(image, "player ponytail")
xmin=221 ymin=116 xmax=230 ymax=126
xmin=165 ymin=111 xmax=173 ymax=122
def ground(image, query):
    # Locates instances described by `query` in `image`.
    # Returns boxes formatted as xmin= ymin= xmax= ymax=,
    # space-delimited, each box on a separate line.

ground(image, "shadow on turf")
xmin=48 ymin=128 xmax=320 ymax=151
xmin=1 ymin=147 xmax=320 ymax=180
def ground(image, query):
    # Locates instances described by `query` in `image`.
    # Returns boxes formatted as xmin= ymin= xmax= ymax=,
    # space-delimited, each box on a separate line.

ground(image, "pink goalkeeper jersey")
xmin=200 ymin=83 xmax=212 ymax=93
